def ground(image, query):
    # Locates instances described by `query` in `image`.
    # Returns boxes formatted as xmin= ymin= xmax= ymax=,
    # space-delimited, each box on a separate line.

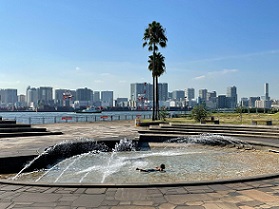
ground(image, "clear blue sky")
xmin=1 ymin=0 xmax=279 ymax=100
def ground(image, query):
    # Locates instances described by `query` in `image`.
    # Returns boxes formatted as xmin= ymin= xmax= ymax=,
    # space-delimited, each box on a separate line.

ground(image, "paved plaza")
xmin=1 ymin=120 xmax=279 ymax=208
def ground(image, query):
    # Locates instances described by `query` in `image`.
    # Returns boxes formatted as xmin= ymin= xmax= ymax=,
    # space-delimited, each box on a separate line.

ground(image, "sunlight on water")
xmin=10 ymin=136 xmax=279 ymax=184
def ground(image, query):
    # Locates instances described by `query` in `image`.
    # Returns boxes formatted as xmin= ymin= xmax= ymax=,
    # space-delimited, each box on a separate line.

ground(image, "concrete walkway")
xmin=1 ymin=121 xmax=279 ymax=208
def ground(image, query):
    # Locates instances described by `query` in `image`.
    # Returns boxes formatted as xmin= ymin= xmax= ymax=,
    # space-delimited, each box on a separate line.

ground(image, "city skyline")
xmin=0 ymin=82 xmax=273 ymax=102
xmin=1 ymin=1 xmax=279 ymax=99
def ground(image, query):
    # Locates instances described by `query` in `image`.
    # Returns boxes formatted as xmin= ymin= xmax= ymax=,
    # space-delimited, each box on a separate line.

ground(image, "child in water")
xmin=136 ymin=164 xmax=165 ymax=172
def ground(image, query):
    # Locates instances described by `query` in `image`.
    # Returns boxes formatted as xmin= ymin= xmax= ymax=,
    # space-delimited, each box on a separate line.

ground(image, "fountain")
xmin=8 ymin=134 xmax=279 ymax=185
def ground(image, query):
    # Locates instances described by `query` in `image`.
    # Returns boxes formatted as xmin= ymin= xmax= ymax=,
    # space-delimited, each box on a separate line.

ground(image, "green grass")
xmin=140 ymin=113 xmax=279 ymax=126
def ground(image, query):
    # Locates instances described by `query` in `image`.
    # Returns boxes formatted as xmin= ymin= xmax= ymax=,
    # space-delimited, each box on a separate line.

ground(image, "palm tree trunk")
xmin=155 ymin=75 xmax=159 ymax=120
xmin=152 ymin=47 xmax=156 ymax=121
xmin=152 ymin=75 xmax=156 ymax=121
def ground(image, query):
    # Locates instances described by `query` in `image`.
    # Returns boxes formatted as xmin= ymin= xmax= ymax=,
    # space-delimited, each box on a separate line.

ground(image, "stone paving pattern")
xmin=1 ymin=121 xmax=279 ymax=208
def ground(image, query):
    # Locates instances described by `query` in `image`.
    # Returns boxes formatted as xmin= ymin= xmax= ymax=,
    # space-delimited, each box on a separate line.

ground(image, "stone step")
xmin=0 ymin=131 xmax=63 ymax=138
xmin=147 ymin=127 xmax=279 ymax=136
xmin=0 ymin=124 xmax=31 ymax=128
xmin=139 ymin=123 xmax=279 ymax=141
xmin=0 ymin=127 xmax=47 ymax=133
xmin=139 ymin=129 xmax=279 ymax=138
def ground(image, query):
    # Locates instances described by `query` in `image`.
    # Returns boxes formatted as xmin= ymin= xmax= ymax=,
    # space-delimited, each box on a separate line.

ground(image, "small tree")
xmin=159 ymin=106 xmax=169 ymax=121
xmin=191 ymin=105 xmax=209 ymax=122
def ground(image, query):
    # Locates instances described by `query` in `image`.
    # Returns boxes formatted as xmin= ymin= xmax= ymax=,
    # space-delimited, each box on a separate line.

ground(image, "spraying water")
xmin=11 ymin=135 xmax=279 ymax=184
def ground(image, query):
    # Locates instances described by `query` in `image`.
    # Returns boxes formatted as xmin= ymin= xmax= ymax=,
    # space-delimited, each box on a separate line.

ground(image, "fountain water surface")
xmin=11 ymin=135 xmax=279 ymax=184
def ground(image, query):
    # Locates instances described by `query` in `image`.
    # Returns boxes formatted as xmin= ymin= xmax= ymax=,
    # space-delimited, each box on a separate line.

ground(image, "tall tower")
xmin=264 ymin=83 xmax=270 ymax=101
xmin=226 ymin=86 xmax=237 ymax=108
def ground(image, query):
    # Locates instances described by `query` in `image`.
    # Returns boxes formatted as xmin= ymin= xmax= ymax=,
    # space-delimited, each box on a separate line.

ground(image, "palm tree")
xmin=143 ymin=21 xmax=167 ymax=120
xmin=148 ymin=52 xmax=166 ymax=119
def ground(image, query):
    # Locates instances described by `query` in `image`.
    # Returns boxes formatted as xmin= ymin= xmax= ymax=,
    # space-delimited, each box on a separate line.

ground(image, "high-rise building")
xmin=38 ymin=87 xmax=53 ymax=106
xmin=0 ymin=89 xmax=18 ymax=106
xmin=240 ymin=97 xmax=249 ymax=107
xmin=217 ymin=95 xmax=227 ymax=108
xmin=198 ymin=89 xmax=207 ymax=103
xmin=93 ymin=91 xmax=101 ymax=106
xmin=130 ymin=83 xmax=153 ymax=102
xmin=226 ymin=86 xmax=237 ymax=108
xmin=93 ymin=91 xmax=100 ymax=102
xmin=172 ymin=90 xmax=185 ymax=101
xmin=185 ymin=88 xmax=195 ymax=101
xmin=101 ymin=91 xmax=114 ymax=107
xmin=26 ymin=86 xmax=38 ymax=108
xmin=158 ymin=83 xmax=168 ymax=101
xmin=55 ymin=89 xmax=76 ymax=107
xmin=249 ymin=97 xmax=260 ymax=108
xmin=264 ymin=83 xmax=270 ymax=101
xmin=206 ymin=91 xmax=217 ymax=101
xmin=76 ymin=88 xmax=93 ymax=102
xmin=116 ymin=98 xmax=128 ymax=107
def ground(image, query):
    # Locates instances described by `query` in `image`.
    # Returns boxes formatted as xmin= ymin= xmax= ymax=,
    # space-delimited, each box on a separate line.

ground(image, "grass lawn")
xmin=141 ymin=112 xmax=279 ymax=126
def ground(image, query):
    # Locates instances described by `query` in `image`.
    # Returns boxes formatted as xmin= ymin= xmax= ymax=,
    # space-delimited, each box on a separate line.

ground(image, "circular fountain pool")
xmin=10 ymin=135 xmax=279 ymax=185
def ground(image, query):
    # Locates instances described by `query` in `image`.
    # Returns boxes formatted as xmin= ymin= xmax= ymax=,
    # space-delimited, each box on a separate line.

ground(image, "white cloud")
xmin=193 ymin=69 xmax=239 ymax=80
xmin=193 ymin=75 xmax=206 ymax=80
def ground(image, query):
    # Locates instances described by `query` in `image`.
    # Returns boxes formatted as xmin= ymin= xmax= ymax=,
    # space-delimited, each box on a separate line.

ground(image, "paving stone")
xmin=118 ymin=201 xmax=132 ymax=205
xmin=13 ymin=192 xmax=62 ymax=203
xmin=111 ymin=206 xmax=155 ymax=209
xmin=32 ymin=202 xmax=57 ymax=207
xmin=59 ymin=194 xmax=79 ymax=201
xmin=238 ymin=200 xmax=264 ymax=207
xmin=225 ymin=183 xmax=254 ymax=191
xmin=0 ymin=202 xmax=12 ymax=208
xmin=43 ymin=187 xmax=59 ymax=194
xmin=214 ymin=202 xmax=239 ymax=209
xmin=202 ymin=203 xmax=223 ymax=209
xmin=0 ymin=185 xmax=23 ymax=191
xmin=258 ymin=187 xmax=275 ymax=192
xmin=73 ymin=188 xmax=86 ymax=194
xmin=158 ymin=203 xmax=176 ymax=209
xmin=175 ymin=206 xmax=205 ymax=209
xmin=85 ymin=188 xmax=107 ymax=194
xmin=186 ymin=201 xmax=204 ymax=206
xmin=133 ymin=200 xmax=153 ymax=206
xmin=72 ymin=194 xmax=105 ymax=207
xmin=149 ymin=196 xmax=167 ymax=204
xmin=227 ymin=191 xmax=242 ymax=197
xmin=208 ymin=184 xmax=231 ymax=191
xmin=56 ymin=201 xmax=73 ymax=206
xmin=115 ymin=188 xmax=149 ymax=201
xmin=0 ymin=191 xmax=21 ymax=200
xmin=165 ymin=194 xmax=212 ymax=204
xmin=100 ymin=199 xmax=119 ymax=206
xmin=240 ymin=189 xmax=279 ymax=202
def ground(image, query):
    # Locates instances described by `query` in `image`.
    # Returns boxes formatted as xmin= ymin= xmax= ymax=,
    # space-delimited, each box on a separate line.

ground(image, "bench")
xmin=201 ymin=116 xmax=219 ymax=124
xmin=252 ymin=120 xmax=272 ymax=126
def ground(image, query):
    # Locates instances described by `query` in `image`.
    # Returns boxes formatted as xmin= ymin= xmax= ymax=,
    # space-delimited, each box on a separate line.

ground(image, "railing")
xmin=6 ymin=113 xmax=152 ymax=125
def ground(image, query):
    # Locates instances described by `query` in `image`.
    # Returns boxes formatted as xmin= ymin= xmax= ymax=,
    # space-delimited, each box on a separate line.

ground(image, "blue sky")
xmin=1 ymin=0 xmax=279 ymax=100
